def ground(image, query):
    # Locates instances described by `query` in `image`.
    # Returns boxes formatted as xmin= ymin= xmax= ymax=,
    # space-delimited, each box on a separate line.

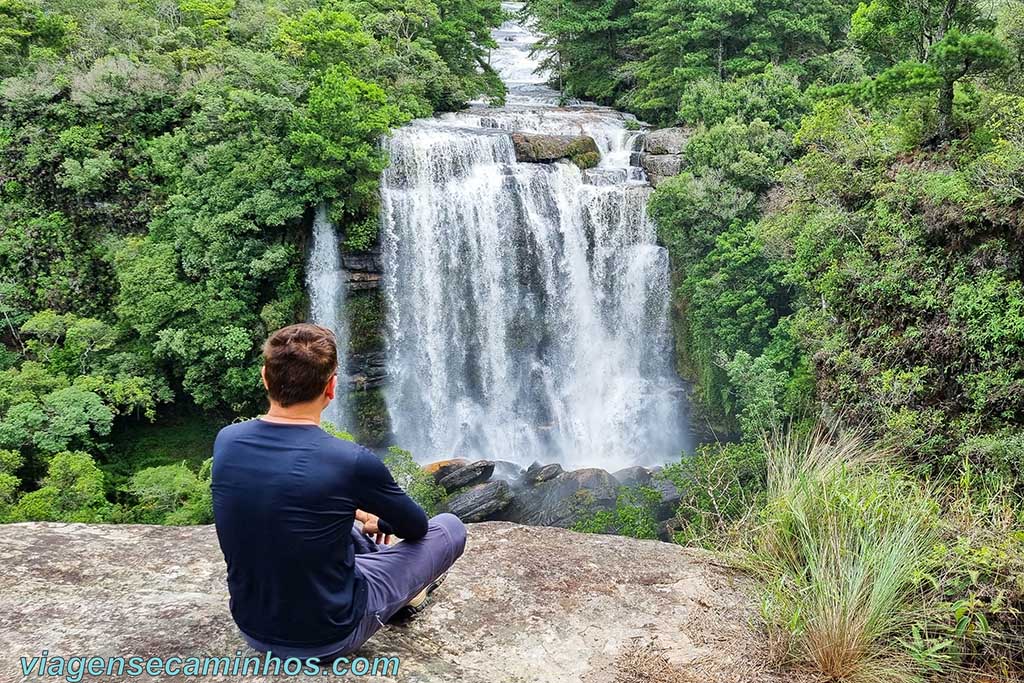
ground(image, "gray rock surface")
xmin=639 ymin=153 xmax=685 ymax=186
xmin=437 ymin=460 xmax=495 ymax=493
xmin=347 ymin=351 xmax=387 ymax=390
xmin=0 ymin=522 xmax=781 ymax=683
xmin=442 ymin=480 xmax=512 ymax=522
xmin=612 ymin=465 xmax=654 ymax=487
xmin=652 ymin=477 xmax=683 ymax=521
xmin=502 ymin=468 xmax=619 ymax=527
xmin=511 ymin=133 xmax=601 ymax=169
xmin=523 ymin=461 xmax=563 ymax=485
xmin=491 ymin=460 xmax=524 ymax=481
xmin=643 ymin=127 xmax=692 ymax=154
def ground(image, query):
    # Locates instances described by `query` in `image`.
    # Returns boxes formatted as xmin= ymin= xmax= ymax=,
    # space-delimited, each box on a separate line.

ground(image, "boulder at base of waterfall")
xmin=652 ymin=476 xmax=683 ymax=521
xmin=438 ymin=460 xmax=496 ymax=493
xmin=501 ymin=468 xmax=619 ymax=528
xmin=612 ymin=465 xmax=654 ymax=488
xmin=511 ymin=133 xmax=601 ymax=169
xmin=523 ymin=461 xmax=564 ymax=485
xmin=425 ymin=458 xmax=469 ymax=484
xmin=643 ymin=127 xmax=692 ymax=154
xmin=639 ymin=153 xmax=685 ymax=187
xmin=493 ymin=460 xmax=525 ymax=481
xmin=444 ymin=480 xmax=512 ymax=522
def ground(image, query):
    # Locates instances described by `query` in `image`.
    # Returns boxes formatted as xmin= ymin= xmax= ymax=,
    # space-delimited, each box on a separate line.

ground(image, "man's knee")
xmin=432 ymin=513 xmax=467 ymax=558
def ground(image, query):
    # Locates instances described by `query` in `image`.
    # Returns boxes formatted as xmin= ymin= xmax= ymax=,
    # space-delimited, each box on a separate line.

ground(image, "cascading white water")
xmin=306 ymin=203 xmax=349 ymax=429
xmin=379 ymin=3 xmax=691 ymax=469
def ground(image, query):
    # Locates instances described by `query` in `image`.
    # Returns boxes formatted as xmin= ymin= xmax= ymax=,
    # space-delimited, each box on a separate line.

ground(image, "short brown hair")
xmin=262 ymin=324 xmax=338 ymax=406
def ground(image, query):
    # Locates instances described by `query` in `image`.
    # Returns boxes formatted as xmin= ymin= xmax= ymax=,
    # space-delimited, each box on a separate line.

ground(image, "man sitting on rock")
xmin=211 ymin=323 xmax=467 ymax=662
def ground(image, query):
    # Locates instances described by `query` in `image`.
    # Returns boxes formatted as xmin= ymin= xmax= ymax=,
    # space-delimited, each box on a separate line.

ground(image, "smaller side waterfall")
xmin=306 ymin=203 xmax=349 ymax=429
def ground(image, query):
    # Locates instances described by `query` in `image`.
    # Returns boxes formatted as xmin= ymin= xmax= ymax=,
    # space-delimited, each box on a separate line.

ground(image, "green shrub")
xmin=662 ymin=441 xmax=767 ymax=547
xmin=7 ymin=451 xmax=111 ymax=522
xmin=321 ymin=421 xmax=356 ymax=442
xmin=382 ymin=446 xmax=445 ymax=515
xmin=352 ymin=388 xmax=390 ymax=446
xmin=746 ymin=426 xmax=942 ymax=683
xmin=125 ymin=459 xmax=213 ymax=525
xmin=573 ymin=485 xmax=661 ymax=539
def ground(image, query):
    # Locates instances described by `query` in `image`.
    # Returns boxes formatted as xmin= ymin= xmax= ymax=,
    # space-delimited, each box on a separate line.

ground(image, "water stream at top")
xmin=379 ymin=3 xmax=692 ymax=469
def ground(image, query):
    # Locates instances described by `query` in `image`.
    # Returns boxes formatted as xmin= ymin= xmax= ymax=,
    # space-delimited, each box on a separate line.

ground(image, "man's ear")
xmin=325 ymin=374 xmax=337 ymax=401
xmin=260 ymin=365 xmax=269 ymax=391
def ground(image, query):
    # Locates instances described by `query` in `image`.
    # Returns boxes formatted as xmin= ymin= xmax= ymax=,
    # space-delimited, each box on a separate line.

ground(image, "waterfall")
xmin=306 ymin=203 xmax=349 ymax=430
xmin=378 ymin=4 xmax=692 ymax=469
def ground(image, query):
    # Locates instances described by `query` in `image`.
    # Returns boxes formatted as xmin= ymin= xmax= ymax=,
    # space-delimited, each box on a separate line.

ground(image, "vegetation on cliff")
xmin=527 ymin=0 xmax=1024 ymax=678
xmin=0 ymin=0 xmax=504 ymax=521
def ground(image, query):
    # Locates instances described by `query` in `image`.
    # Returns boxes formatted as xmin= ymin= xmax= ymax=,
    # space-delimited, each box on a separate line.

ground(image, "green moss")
xmin=351 ymin=388 xmax=390 ymax=446
xmin=566 ymin=137 xmax=601 ymax=169
xmin=347 ymin=289 xmax=386 ymax=354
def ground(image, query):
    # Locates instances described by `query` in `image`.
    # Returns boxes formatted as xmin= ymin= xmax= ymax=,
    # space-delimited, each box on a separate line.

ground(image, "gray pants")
xmin=243 ymin=513 xmax=467 ymax=661
xmin=341 ymin=513 xmax=467 ymax=653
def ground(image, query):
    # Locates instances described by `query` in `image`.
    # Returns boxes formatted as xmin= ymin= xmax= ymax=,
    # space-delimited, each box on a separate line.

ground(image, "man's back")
xmin=211 ymin=419 xmax=424 ymax=648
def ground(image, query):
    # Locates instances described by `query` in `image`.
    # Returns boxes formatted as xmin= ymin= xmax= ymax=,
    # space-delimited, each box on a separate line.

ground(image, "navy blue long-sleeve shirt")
xmin=211 ymin=419 xmax=428 ymax=647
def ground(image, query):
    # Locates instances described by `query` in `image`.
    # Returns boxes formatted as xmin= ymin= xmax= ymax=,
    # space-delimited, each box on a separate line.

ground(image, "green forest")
xmin=2 ymin=0 xmax=1023 ymax=679
xmin=526 ymin=0 xmax=1024 ymax=678
xmin=0 ymin=0 xmax=503 ymax=522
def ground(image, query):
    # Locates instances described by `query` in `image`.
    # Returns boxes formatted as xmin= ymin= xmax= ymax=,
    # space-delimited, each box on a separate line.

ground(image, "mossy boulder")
xmin=511 ymin=133 xmax=601 ymax=169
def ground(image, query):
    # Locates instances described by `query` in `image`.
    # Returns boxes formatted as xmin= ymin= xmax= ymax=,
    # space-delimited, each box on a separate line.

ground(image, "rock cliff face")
xmin=639 ymin=126 xmax=692 ymax=186
xmin=0 ymin=522 xmax=782 ymax=683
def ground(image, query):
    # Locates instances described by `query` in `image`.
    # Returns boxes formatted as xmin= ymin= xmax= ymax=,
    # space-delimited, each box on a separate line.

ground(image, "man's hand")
xmin=356 ymin=509 xmax=391 ymax=545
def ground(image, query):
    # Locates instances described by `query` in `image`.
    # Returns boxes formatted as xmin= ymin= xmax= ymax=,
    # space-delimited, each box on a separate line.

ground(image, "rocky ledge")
xmin=636 ymin=126 xmax=693 ymax=187
xmin=435 ymin=459 xmax=686 ymax=539
xmin=511 ymin=132 xmax=601 ymax=169
xmin=0 ymin=522 xmax=781 ymax=683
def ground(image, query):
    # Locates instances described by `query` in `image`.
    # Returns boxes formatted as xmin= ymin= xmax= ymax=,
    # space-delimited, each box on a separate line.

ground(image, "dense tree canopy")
xmin=0 ymin=0 xmax=504 ymax=521
xmin=530 ymin=0 xmax=1024 ymax=472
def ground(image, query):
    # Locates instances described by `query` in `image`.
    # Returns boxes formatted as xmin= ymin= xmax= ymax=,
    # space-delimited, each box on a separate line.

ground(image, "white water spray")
xmin=306 ymin=203 xmax=349 ymax=430
xmin=378 ymin=4 xmax=692 ymax=468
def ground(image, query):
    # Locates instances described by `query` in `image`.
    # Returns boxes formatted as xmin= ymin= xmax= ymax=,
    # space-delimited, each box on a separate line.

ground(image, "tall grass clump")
xmin=747 ymin=425 xmax=942 ymax=683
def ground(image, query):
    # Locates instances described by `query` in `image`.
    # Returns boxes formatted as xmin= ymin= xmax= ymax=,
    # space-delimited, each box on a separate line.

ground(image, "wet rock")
xmin=511 ymin=133 xmax=600 ymax=169
xmin=341 ymin=253 xmax=383 ymax=273
xmin=438 ymin=460 xmax=495 ymax=493
xmin=652 ymin=476 xmax=683 ymax=521
xmin=492 ymin=460 xmax=525 ymax=481
xmin=639 ymin=153 xmax=685 ymax=187
xmin=583 ymin=168 xmax=628 ymax=186
xmin=643 ymin=127 xmax=692 ymax=154
xmin=502 ymin=468 xmax=619 ymax=528
xmin=444 ymin=480 xmax=512 ymax=522
xmin=0 ymin=522 xmax=776 ymax=683
xmin=425 ymin=458 xmax=470 ymax=483
xmin=345 ymin=271 xmax=382 ymax=291
xmin=612 ymin=465 xmax=653 ymax=487
xmin=347 ymin=351 xmax=387 ymax=390
xmin=523 ymin=462 xmax=563 ymax=485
